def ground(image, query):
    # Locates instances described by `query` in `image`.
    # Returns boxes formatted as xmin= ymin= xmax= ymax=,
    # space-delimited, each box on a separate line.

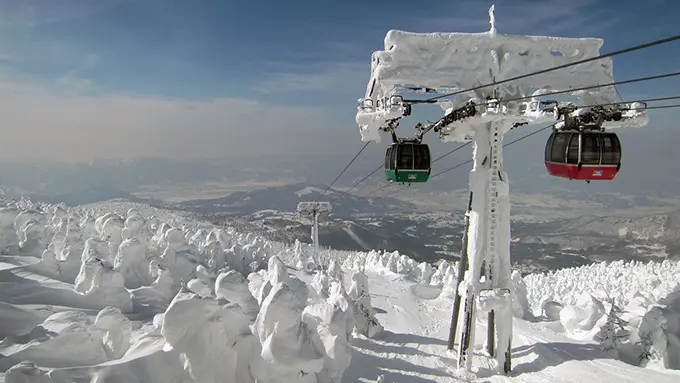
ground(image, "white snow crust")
xmin=369 ymin=30 xmax=615 ymax=105
xmin=1 ymin=196 xmax=680 ymax=382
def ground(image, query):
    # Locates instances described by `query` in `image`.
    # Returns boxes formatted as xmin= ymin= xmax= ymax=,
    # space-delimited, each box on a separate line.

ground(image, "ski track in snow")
xmin=0 ymin=255 xmax=39 ymax=271
xmin=336 ymin=271 xmax=680 ymax=383
xmin=342 ymin=225 xmax=371 ymax=251
xmin=339 ymin=271 xmax=457 ymax=383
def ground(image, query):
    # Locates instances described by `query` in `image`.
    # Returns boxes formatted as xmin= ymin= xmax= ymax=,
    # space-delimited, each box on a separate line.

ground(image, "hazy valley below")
xmin=2 ymin=156 xmax=680 ymax=275
xmin=170 ymin=182 xmax=680 ymax=275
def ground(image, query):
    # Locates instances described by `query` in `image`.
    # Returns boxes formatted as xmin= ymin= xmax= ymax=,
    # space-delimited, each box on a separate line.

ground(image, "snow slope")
xmin=340 ymin=270 xmax=680 ymax=383
xmin=2 ymin=197 xmax=680 ymax=382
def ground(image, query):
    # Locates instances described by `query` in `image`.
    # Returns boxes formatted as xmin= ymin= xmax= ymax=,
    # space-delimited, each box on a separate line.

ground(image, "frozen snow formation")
xmin=73 ymin=252 xmax=133 ymax=313
xmin=5 ymin=195 xmax=680 ymax=380
xmin=510 ymin=270 xmax=532 ymax=320
xmin=0 ymin=307 xmax=132 ymax=372
xmin=0 ymin=302 xmax=43 ymax=339
xmin=324 ymin=243 xmax=680 ymax=372
xmin=341 ymin=249 xmax=436 ymax=281
xmin=161 ymin=289 xmax=264 ymax=383
xmin=335 ymin=250 xmax=534 ymax=319
xmin=1 ymin=205 xmax=21 ymax=253
xmin=4 ymin=361 xmax=52 ymax=383
xmin=115 ymin=237 xmax=153 ymax=289
xmin=254 ymin=281 xmax=325 ymax=382
xmin=0 ymin=197 xmax=364 ymax=381
xmin=158 ymin=253 xmax=356 ymax=383
xmin=16 ymin=211 xmax=48 ymax=256
xmin=215 ymin=269 xmax=260 ymax=321
xmin=559 ymin=292 xmax=607 ymax=337
xmin=548 ymin=285 xmax=680 ymax=370
xmin=348 ymin=270 xmax=384 ymax=338
xmin=524 ymin=260 xmax=680 ymax=313
xmin=524 ymin=260 xmax=680 ymax=370
xmin=302 ymin=281 xmax=354 ymax=382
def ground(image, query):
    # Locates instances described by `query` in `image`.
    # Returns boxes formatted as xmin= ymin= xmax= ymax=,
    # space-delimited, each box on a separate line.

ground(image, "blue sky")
xmin=0 ymin=0 xmax=678 ymax=162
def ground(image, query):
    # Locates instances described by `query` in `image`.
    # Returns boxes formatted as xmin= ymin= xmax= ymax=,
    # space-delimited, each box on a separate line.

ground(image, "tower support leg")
xmin=453 ymin=122 xmax=513 ymax=374
xmin=447 ymin=191 xmax=473 ymax=351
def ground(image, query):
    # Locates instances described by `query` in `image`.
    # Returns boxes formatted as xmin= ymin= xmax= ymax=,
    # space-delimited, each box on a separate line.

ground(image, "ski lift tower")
xmin=296 ymin=202 xmax=332 ymax=261
xmin=354 ymin=4 xmax=648 ymax=374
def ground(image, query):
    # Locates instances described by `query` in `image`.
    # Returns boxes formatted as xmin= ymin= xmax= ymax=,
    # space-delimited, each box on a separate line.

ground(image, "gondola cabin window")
xmin=385 ymin=146 xmax=393 ymax=170
xmin=399 ymin=144 xmax=413 ymax=168
xmin=414 ymin=144 xmax=430 ymax=170
xmin=601 ymin=134 xmax=621 ymax=165
xmin=581 ymin=134 xmax=600 ymax=165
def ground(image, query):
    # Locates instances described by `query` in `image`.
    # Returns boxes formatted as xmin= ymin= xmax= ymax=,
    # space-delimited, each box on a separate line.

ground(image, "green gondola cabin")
xmin=384 ymin=142 xmax=431 ymax=183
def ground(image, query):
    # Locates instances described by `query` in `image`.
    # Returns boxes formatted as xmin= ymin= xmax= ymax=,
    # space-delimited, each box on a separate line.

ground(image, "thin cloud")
xmin=0 ymin=34 xmax=99 ymax=81
xmin=255 ymin=61 xmax=369 ymax=94
xmin=0 ymin=81 xmax=357 ymax=162
xmin=55 ymin=72 xmax=93 ymax=94
xmin=0 ymin=2 xmax=121 ymax=77
xmin=0 ymin=0 xmax=129 ymax=28
xmin=54 ymin=54 xmax=98 ymax=94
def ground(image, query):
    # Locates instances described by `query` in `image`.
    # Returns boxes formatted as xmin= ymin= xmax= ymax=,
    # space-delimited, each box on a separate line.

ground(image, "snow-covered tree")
xmin=348 ymin=271 xmax=383 ymax=338
xmin=594 ymin=300 xmax=630 ymax=357
xmin=636 ymin=306 xmax=667 ymax=367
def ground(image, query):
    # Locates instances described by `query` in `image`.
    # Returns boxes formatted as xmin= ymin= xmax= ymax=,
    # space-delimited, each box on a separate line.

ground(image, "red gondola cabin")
xmin=544 ymin=130 xmax=622 ymax=181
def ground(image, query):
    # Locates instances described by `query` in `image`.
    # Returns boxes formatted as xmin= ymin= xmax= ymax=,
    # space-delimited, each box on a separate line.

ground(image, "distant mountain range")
xmin=175 ymin=182 xmax=417 ymax=218
xmin=2 ymin=153 xmax=680 ymax=274
xmin=176 ymin=182 xmax=680 ymax=275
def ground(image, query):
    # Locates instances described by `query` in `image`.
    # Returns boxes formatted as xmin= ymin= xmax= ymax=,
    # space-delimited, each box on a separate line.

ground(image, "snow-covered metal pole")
xmin=455 ymin=118 xmax=514 ymax=371
xmin=296 ymin=201 xmax=332 ymax=262
xmin=313 ymin=210 xmax=320 ymax=259
xmin=447 ymin=191 xmax=472 ymax=351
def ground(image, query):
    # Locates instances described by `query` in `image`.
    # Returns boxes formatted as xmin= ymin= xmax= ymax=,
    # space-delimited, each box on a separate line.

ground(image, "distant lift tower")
xmin=353 ymin=4 xmax=648 ymax=375
xmin=296 ymin=202 xmax=332 ymax=260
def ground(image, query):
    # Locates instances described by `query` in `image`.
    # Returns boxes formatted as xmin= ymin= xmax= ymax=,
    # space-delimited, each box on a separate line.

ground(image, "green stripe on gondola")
xmin=385 ymin=169 xmax=430 ymax=183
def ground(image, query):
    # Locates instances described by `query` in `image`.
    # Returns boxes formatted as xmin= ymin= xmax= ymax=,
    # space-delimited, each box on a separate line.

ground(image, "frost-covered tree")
xmin=594 ymin=301 xmax=629 ymax=357
xmin=348 ymin=271 xmax=383 ymax=338
xmin=635 ymin=306 xmax=667 ymax=367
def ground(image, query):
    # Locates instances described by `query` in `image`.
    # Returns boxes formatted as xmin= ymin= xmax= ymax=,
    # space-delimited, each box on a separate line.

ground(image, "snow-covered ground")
xmin=1 ymin=197 xmax=680 ymax=382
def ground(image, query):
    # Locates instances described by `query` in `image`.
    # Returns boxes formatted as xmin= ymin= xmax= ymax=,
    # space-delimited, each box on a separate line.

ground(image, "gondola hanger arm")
xmin=415 ymin=101 xmax=479 ymax=141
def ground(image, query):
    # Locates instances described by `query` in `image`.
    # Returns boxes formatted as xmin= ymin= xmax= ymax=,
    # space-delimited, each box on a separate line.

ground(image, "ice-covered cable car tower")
xmin=296 ymin=202 xmax=332 ymax=261
xmin=354 ymin=5 xmax=648 ymax=375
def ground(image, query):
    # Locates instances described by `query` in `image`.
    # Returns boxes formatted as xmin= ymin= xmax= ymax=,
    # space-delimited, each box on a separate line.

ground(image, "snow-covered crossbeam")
xmin=296 ymin=202 xmax=332 ymax=216
xmin=366 ymin=30 xmax=616 ymax=104
xmin=355 ymin=7 xmax=622 ymax=142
